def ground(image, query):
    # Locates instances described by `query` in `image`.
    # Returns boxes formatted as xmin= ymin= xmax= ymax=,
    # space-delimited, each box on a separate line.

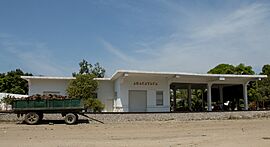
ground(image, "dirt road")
xmin=1 ymin=119 xmax=270 ymax=147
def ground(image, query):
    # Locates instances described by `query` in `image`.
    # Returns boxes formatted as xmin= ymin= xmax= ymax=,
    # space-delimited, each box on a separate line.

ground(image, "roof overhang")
xmin=21 ymin=76 xmax=75 ymax=80
xmin=21 ymin=70 xmax=267 ymax=83
xmin=110 ymin=70 xmax=267 ymax=84
xmin=111 ymin=70 xmax=266 ymax=79
xmin=21 ymin=76 xmax=111 ymax=81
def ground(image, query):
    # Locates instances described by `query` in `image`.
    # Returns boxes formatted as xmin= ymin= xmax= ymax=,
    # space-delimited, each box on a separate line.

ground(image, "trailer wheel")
xmin=75 ymin=113 xmax=78 ymax=121
xmin=65 ymin=113 xmax=77 ymax=125
xmin=24 ymin=112 xmax=40 ymax=125
xmin=38 ymin=113 xmax=44 ymax=121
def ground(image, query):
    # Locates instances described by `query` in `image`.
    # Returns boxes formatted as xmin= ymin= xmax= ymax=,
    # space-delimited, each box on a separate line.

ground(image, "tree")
xmin=208 ymin=63 xmax=255 ymax=75
xmin=79 ymin=59 xmax=92 ymax=74
xmin=91 ymin=62 xmax=106 ymax=78
xmin=208 ymin=64 xmax=235 ymax=74
xmin=67 ymin=74 xmax=98 ymax=99
xmin=72 ymin=59 xmax=106 ymax=78
xmin=235 ymin=63 xmax=254 ymax=75
xmin=256 ymin=64 xmax=270 ymax=109
xmin=66 ymin=74 xmax=104 ymax=112
xmin=261 ymin=64 xmax=270 ymax=75
xmin=0 ymin=69 xmax=32 ymax=94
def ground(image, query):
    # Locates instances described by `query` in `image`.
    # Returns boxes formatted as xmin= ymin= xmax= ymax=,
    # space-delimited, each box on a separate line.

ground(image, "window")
xmin=43 ymin=91 xmax=60 ymax=96
xmin=156 ymin=91 xmax=163 ymax=106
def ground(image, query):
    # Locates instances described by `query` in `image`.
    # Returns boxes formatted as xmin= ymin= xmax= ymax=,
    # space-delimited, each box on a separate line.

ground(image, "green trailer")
xmin=12 ymin=99 xmax=85 ymax=125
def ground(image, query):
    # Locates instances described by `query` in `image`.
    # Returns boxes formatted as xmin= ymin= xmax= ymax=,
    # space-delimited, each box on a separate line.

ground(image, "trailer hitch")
xmin=79 ymin=113 xmax=104 ymax=124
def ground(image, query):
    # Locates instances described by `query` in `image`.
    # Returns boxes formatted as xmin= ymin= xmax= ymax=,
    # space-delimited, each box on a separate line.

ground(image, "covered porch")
xmin=169 ymin=74 xmax=262 ymax=112
xmin=170 ymin=83 xmax=247 ymax=112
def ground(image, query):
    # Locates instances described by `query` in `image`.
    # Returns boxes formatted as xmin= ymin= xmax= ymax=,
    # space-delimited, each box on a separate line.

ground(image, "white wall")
xmin=28 ymin=79 xmax=115 ymax=112
xmin=26 ymin=76 xmax=171 ymax=112
xmin=29 ymin=79 xmax=71 ymax=96
xmin=114 ymin=78 xmax=124 ymax=112
xmin=115 ymin=76 xmax=170 ymax=112
xmin=97 ymin=80 xmax=114 ymax=112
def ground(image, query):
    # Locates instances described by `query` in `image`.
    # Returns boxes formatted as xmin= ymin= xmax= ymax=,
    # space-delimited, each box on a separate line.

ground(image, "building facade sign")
xmin=133 ymin=81 xmax=158 ymax=86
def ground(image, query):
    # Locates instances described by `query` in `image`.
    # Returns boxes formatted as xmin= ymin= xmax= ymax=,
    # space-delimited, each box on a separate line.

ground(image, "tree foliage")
xmin=256 ymin=64 xmax=270 ymax=108
xmin=261 ymin=64 xmax=270 ymax=75
xmin=91 ymin=62 xmax=106 ymax=78
xmin=66 ymin=74 xmax=104 ymax=112
xmin=172 ymin=89 xmax=204 ymax=111
xmin=72 ymin=59 xmax=106 ymax=78
xmin=0 ymin=69 xmax=32 ymax=94
xmin=208 ymin=64 xmax=235 ymax=74
xmin=83 ymin=98 xmax=104 ymax=112
xmin=235 ymin=63 xmax=255 ymax=75
xmin=67 ymin=74 xmax=98 ymax=99
xmin=0 ymin=95 xmax=15 ymax=105
xmin=208 ymin=63 xmax=254 ymax=75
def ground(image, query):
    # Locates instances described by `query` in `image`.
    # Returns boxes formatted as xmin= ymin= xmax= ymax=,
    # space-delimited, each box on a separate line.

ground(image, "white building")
xmin=21 ymin=70 xmax=267 ymax=112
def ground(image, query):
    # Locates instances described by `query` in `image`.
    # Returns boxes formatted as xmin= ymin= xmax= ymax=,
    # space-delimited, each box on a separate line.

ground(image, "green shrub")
xmin=1 ymin=96 xmax=15 ymax=105
xmin=66 ymin=74 xmax=98 ymax=99
xmin=83 ymin=98 xmax=104 ymax=112
xmin=67 ymin=73 xmax=105 ymax=112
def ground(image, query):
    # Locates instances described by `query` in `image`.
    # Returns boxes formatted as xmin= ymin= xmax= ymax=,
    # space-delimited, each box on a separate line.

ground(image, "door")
xmin=129 ymin=90 xmax=147 ymax=112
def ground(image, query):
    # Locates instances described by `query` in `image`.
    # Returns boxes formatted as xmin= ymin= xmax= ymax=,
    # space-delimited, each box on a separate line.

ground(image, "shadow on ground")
xmin=18 ymin=119 xmax=90 ymax=125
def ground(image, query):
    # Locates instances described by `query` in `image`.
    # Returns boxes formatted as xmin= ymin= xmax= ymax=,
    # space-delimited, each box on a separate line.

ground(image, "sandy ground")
xmin=1 ymin=119 xmax=270 ymax=147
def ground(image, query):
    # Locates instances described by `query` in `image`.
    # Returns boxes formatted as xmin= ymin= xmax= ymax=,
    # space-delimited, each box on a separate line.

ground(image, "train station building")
xmin=21 ymin=70 xmax=266 ymax=112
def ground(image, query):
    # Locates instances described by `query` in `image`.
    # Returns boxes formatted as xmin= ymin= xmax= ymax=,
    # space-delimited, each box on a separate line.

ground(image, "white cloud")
xmin=101 ymin=39 xmax=136 ymax=63
xmin=191 ymin=3 xmax=269 ymax=40
xmin=102 ymin=2 xmax=270 ymax=74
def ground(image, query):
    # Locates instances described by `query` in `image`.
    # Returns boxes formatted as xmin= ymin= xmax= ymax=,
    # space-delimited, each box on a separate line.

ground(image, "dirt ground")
xmin=1 ymin=119 xmax=270 ymax=147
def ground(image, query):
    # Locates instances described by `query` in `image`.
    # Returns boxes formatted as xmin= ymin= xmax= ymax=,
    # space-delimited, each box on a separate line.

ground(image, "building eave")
xmin=21 ymin=76 xmax=75 ymax=80
xmin=21 ymin=70 xmax=267 ymax=82
xmin=110 ymin=70 xmax=267 ymax=81
xmin=94 ymin=78 xmax=111 ymax=81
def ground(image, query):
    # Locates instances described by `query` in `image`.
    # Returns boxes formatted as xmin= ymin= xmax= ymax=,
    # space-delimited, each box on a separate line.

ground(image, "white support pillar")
xmin=219 ymin=85 xmax=224 ymax=110
xmin=207 ymin=83 xmax=212 ymax=111
xmin=243 ymin=82 xmax=249 ymax=110
xmin=188 ymin=84 xmax=192 ymax=111
xmin=28 ymin=80 xmax=32 ymax=95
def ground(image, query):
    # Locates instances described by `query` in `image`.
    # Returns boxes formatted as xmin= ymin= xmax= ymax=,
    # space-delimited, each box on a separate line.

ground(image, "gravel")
xmin=1 ymin=111 xmax=270 ymax=124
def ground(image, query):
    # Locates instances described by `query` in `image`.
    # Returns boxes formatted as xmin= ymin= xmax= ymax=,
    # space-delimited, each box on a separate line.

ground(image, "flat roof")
xmin=21 ymin=76 xmax=75 ymax=80
xmin=21 ymin=70 xmax=267 ymax=81
xmin=111 ymin=70 xmax=267 ymax=80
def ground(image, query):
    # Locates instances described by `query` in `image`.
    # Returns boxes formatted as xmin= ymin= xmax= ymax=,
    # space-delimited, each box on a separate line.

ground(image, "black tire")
xmin=65 ymin=113 xmax=77 ymax=125
xmin=24 ymin=112 xmax=40 ymax=125
xmin=75 ymin=113 xmax=79 ymax=121
xmin=38 ymin=113 xmax=44 ymax=121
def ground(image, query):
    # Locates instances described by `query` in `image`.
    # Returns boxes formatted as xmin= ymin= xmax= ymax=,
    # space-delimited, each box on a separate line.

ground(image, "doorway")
xmin=129 ymin=90 xmax=147 ymax=112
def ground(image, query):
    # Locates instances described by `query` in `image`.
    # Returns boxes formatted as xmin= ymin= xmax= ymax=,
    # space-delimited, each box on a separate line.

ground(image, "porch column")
xmin=188 ymin=84 xmax=192 ymax=111
xmin=243 ymin=82 xmax=249 ymax=110
xmin=207 ymin=83 xmax=212 ymax=111
xmin=173 ymin=88 xmax=177 ymax=111
xmin=219 ymin=85 xmax=224 ymax=110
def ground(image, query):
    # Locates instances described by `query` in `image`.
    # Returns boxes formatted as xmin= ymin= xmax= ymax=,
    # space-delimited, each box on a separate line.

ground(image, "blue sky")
xmin=0 ymin=0 xmax=270 ymax=77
